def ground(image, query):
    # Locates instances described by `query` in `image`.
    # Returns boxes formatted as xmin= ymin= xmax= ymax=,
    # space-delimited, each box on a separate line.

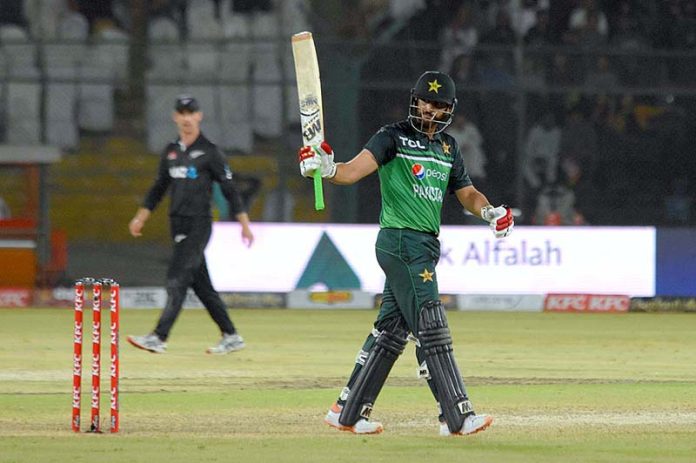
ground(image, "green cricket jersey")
xmin=364 ymin=120 xmax=472 ymax=234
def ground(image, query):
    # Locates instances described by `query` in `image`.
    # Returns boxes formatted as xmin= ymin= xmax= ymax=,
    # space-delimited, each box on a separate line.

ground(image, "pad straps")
xmin=418 ymin=300 xmax=473 ymax=433
xmin=338 ymin=330 xmax=407 ymax=426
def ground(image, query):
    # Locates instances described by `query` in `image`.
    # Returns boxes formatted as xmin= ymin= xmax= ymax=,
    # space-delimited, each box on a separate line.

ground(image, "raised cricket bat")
xmin=291 ymin=31 xmax=325 ymax=211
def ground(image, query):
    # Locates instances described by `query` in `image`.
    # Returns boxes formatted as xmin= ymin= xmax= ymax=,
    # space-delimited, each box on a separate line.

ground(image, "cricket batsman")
xmin=298 ymin=71 xmax=514 ymax=435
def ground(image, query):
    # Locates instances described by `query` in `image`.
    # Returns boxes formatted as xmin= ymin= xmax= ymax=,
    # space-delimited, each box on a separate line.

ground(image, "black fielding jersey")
xmin=143 ymin=133 xmax=246 ymax=217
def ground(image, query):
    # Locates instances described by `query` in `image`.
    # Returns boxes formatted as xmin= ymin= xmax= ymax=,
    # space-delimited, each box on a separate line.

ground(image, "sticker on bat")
xmin=300 ymin=95 xmax=321 ymax=117
xmin=303 ymin=114 xmax=322 ymax=141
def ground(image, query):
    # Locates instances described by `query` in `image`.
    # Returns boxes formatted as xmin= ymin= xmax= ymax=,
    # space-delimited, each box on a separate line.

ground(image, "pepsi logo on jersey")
xmin=412 ymin=163 xmax=426 ymax=179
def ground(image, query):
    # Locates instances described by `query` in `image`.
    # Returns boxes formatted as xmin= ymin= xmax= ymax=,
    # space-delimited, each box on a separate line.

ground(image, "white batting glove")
xmin=298 ymin=145 xmax=320 ymax=177
xmin=481 ymin=205 xmax=514 ymax=239
xmin=298 ymin=142 xmax=336 ymax=178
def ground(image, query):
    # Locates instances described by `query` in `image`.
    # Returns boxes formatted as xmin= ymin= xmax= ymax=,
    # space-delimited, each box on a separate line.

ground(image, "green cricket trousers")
xmin=375 ymin=227 xmax=441 ymax=333
xmin=335 ymin=227 xmax=443 ymax=404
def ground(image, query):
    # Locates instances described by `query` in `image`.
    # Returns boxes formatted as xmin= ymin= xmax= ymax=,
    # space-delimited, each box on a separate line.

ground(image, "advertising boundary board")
xmin=206 ymin=223 xmax=656 ymax=297
xmin=5 ymin=288 xmax=696 ymax=313
xmin=8 ymin=225 xmax=696 ymax=308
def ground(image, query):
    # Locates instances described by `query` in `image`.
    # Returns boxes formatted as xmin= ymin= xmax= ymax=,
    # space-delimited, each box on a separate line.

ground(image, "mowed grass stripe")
xmin=0 ymin=309 xmax=695 ymax=462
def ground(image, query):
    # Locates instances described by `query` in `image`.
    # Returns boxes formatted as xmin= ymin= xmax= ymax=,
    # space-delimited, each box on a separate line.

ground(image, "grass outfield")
xmin=0 ymin=308 xmax=695 ymax=462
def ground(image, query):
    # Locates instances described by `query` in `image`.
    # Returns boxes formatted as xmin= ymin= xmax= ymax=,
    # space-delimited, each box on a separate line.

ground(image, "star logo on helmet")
xmin=442 ymin=142 xmax=451 ymax=154
xmin=428 ymin=79 xmax=442 ymax=93
xmin=419 ymin=268 xmax=434 ymax=283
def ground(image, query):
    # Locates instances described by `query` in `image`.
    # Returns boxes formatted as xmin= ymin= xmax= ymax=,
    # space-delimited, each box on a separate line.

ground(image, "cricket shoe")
xmin=324 ymin=402 xmax=383 ymax=434
xmin=439 ymin=414 xmax=493 ymax=436
xmin=127 ymin=333 xmax=167 ymax=353
xmin=206 ymin=333 xmax=245 ymax=354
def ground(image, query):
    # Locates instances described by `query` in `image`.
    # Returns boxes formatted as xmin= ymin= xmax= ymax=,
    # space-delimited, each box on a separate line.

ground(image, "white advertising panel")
xmin=205 ymin=223 xmax=382 ymax=292
xmin=206 ymin=224 xmax=656 ymax=297
xmin=437 ymin=226 xmax=655 ymax=296
xmin=456 ymin=294 xmax=545 ymax=312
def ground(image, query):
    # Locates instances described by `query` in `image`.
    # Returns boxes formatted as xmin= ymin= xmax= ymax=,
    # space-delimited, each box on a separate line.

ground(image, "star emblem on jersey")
xmin=442 ymin=142 xmax=451 ymax=154
xmin=428 ymin=79 xmax=442 ymax=93
xmin=419 ymin=268 xmax=434 ymax=283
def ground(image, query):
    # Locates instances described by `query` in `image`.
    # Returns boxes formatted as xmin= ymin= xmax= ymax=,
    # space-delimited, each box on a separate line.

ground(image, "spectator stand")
xmin=0 ymin=24 xmax=41 ymax=145
xmin=41 ymin=11 xmax=90 ymax=151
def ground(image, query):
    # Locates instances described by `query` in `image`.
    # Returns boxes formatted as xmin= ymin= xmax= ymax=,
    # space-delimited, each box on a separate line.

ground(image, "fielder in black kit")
xmin=127 ymin=95 xmax=254 ymax=354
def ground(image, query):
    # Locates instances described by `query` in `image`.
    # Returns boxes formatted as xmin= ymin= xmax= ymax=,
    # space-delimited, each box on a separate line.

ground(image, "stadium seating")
xmin=25 ymin=0 xmax=67 ymax=39
xmin=57 ymin=11 xmax=89 ymax=41
xmin=186 ymin=0 xmax=223 ymax=40
xmin=93 ymin=25 xmax=130 ymax=86
xmin=251 ymin=39 xmax=282 ymax=138
xmin=185 ymin=42 xmax=220 ymax=79
xmin=77 ymin=47 xmax=115 ymax=133
xmin=145 ymin=84 xmax=182 ymax=152
xmin=6 ymin=82 xmax=41 ymax=144
xmin=218 ymin=86 xmax=253 ymax=154
xmin=45 ymin=82 xmax=79 ymax=149
xmin=0 ymin=24 xmax=39 ymax=79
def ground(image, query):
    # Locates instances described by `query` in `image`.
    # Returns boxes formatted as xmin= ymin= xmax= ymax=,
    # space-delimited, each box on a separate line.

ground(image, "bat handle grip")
xmin=313 ymin=169 xmax=325 ymax=211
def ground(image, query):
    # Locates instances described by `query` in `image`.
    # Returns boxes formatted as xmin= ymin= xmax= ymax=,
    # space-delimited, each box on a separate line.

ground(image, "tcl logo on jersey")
xmin=398 ymin=136 xmax=426 ymax=149
xmin=412 ymin=164 xmax=448 ymax=182
xmin=169 ymin=166 xmax=199 ymax=179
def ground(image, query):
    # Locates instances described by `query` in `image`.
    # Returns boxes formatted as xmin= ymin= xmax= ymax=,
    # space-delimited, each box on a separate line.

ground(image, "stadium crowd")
xmin=0 ymin=0 xmax=694 ymax=226
xmin=356 ymin=0 xmax=696 ymax=225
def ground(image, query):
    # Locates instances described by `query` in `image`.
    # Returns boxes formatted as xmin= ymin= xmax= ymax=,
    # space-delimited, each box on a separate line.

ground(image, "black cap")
xmin=412 ymin=71 xmax=456 ymax=105
xmin=175 ymin=95 xmax=200 ymax=112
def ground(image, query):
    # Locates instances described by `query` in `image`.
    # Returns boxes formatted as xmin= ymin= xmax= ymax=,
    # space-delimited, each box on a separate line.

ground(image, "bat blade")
xmin=291 ymin=31 xmax=325 ymax=211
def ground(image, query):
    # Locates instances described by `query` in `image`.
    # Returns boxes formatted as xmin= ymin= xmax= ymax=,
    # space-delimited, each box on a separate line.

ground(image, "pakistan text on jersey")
xmin=438 ymin=240 xmax=562 ymax=266
xmin=412 ymin=184 xmax=444 ymax=202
